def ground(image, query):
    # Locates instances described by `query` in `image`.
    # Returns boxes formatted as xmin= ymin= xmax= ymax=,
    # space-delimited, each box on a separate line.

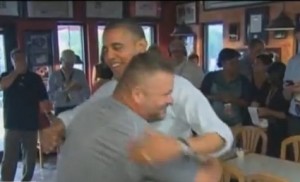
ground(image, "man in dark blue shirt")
xmin=0 ymin=48 xmax=49 ymax=181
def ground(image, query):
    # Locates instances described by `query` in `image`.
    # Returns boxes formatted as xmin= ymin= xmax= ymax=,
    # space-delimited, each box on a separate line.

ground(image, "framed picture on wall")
xmin=26 ymin=1 xmax=73 ymax=18
xmin=0 ymin=1 xmax=20 ymax=16
xmin=244 ymin=6 xmax=269 ymax=45
xmin=176 ymin=2 xmax=197 ymax=24
xmin=86 ymin=1 xmax=123 ymax=19
xmin=130 ymin=1 xmax=161 ymax=18
xmin=24 ymin=30 xmax=54 ymax=69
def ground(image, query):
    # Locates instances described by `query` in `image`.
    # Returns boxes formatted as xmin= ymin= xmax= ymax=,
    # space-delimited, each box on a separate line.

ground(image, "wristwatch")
xmin=177 ymin=138 xmax=194 ymax=156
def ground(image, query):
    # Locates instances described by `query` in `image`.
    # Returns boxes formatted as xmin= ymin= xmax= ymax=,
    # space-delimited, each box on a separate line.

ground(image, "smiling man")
xmin=41 ymin=19 xmax=233 ymax=168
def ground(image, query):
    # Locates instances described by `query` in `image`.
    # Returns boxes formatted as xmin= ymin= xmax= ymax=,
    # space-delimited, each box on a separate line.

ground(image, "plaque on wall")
xmin=0 ymin=1 xmax=19 ymax=16
xmin=27 ymin=1 xmax=73 ymax=18
xmin=86 ymin=1 xmax=123 ymax=19
xmin=24 ymin=30 xmax=54 ymax=67
xmin=132 ymin=1 xmax=161 ymax=18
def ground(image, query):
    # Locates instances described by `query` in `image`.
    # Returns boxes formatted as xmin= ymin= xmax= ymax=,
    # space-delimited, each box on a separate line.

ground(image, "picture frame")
xmin=0 ymin=1 xmax=20 ymax=17
xmin=130 ymin=1 xmax=161 ymax=18
xmin=176 ymin=2 xmax=197 ymax=25
xmin=24 ymin=30 xmax=54 ymax=68
xmin=86 ymin=1 xmax=123 ymax=19
xmin=244 ymin=6 xmax=269 ymax=45
xmin=26 ymin=1 xmax=73 ymax=18
xmin=203 ymin=1 xmax=272 ymax=11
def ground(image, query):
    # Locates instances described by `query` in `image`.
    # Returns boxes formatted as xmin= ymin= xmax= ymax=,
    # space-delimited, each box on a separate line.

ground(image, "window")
xmin=185 ymin=36 xmax=194 ymax=56
xmin=0 ymin=33 xmax=6 ymax=151
xmin=57 ymin=25 xmax=85 ymax=71
xmin=97 ymin=25 xmax=155 ymax=62
xmin=203 ymin=23 xmax=224 ymax=72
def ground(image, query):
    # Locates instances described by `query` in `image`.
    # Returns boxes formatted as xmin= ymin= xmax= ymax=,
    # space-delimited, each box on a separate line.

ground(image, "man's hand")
xmin=285 ymin=81 xmax=300 ymax=94
xmin=257 ymin=107 xmax=271 ymax=117
xmin=40 ymin=120 xmax=65 ymax=154
xmin=39 ymin=100 xmax=53 ymax=113
xmin=128 ymin=129 xmax=182 ymax=165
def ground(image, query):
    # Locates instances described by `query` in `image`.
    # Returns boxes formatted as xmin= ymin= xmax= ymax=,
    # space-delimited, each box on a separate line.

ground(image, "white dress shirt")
xmin=58 ymin=75 xmax=233 ymax=156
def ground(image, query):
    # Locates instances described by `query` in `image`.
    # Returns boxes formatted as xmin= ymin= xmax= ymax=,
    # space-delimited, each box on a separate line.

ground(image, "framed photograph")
xmin=203 ymin=1 xmax=272 ymax=11
xmin=176 ymin=2 xmax=197 ymax=24
xmin=86 ymin=1 xmax=123 ymax=19
xmin=244 ymin=6 xmax=269 ymax=45
xmin=131 ymin=1 xmax=161 ymax=18
xmin=26 ymin=1 xmax=73 ymax=18
xmin=0 ymin=1 xmax=20 ymax=16
xmin=24 ymin=30 xmax=54 ymax=68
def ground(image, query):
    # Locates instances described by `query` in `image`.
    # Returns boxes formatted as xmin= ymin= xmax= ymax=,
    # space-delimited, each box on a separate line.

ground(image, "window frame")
xmin=56 ymin=23 xmax=87 ymax=73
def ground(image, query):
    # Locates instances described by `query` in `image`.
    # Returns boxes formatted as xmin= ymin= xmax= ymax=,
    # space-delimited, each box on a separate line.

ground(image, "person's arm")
xmin=0 ymin=71 xmax=18 ymax=90
xmin=200 ymin=72 xmax=221 ymax=101
xmin=78 ymin=71 xmax=90 ymax=100
xmin=230 ymin=76 xmax=252 ymax=107
xmin=48 ymin=72 xmax=65 ymax=101
xmin=282 ymin=59 xmax=294 ymax=100
xmin=174 ymin=76 xmax=233 ymax=156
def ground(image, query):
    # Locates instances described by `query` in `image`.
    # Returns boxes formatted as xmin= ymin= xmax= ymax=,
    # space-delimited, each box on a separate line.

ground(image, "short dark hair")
xmin=115 ymin=52 xmax=173 ymax=92
xmin=267 ymin=62 xmax=286 ymax=81
xmin=10 ymin=48 xmax=24 ymax=60
xmin=248 ymin=38 xmax=264 ymax=49
xmin=104 ymin=18 xmax=145 ymax=40
xmin=217 ymin=48 xmax=240 ymax=68
xmin=256 ymin=53 xmax=274 ymax=66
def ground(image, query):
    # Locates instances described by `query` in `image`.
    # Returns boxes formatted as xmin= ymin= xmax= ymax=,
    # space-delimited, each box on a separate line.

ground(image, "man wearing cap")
xmin=48 ymin=49 xmax=90 ymax=116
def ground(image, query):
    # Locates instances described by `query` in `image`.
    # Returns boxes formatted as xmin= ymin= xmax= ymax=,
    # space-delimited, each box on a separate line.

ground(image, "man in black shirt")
xmin=0 ymin=48 xmax=49 ymax=181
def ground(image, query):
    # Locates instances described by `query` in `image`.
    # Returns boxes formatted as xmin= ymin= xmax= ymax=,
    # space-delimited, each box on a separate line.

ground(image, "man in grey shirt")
xmin=56 ymin=52 xmax=220 ymax=182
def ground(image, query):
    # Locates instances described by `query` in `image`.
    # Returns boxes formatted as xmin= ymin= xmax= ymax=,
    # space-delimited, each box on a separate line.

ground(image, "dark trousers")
xmin=287 ymin=115 xmax=300 ymax=136
xmin=1 ymin=130 xmax=37 ymax=181
xmin=54 ymin=105 xmax=76 ymax=116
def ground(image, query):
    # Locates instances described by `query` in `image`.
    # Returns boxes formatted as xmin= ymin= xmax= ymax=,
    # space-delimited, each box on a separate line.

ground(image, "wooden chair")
xmin=280 ymin=135 xmax=300 ymax=162
xmin=37 ymin=131 xmax=44 ymax=169
xmin=246 ymin=173 xmax=288 ymax=182
xmin=234 ymin=126 xmax=268 ymax=154
xmin=221 ymin=163 xmax=246 ymax=182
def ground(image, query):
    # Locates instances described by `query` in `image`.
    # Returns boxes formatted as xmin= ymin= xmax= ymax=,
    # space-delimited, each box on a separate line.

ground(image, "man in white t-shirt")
xmin=41 ymin=19 xmax=233 ymax=165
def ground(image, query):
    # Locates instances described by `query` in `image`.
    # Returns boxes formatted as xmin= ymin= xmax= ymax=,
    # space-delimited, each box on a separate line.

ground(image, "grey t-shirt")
xmin=56 ymin=96 xmax=199 ymax=182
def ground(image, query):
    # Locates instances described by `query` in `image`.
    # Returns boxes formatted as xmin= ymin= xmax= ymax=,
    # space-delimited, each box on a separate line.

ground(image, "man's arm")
xmin=174 ymin=76 xmax=233 ymax=156
xmin=0 ymin=71 xmax=18 ymax=90
xmin=78 ymin=71 xmax=90 ymax=100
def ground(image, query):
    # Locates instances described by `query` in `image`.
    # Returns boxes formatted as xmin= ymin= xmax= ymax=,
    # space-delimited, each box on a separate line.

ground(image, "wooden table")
xmin=226 ymin=153 xmax=300 ymax=182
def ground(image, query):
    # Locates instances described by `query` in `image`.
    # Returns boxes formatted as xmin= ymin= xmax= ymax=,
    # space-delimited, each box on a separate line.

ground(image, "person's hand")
xmin=128 ymin=129 xmax=181 ymax=165
xmin=66 ymin=81 xmax=82 ymax=91
xmin=251 ymin=101 xmax=260 ymax=107
xmin=284 ymin=81 xmax=300 ymax=94
xmin=39 ymin=100 xmax=53 ymax=113
xmin=39 ymin=120 xmax=65 ymax=154
xmin=194 ymin=158 xmax=223 ymax=182
xmin=257 ymin=107 xmax=271 ymax=117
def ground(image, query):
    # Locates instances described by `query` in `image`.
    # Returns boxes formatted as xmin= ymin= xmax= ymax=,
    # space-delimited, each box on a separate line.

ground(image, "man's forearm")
xmin=187 ymin=133 xmax=225 ymax=155
xmin=0 ymin=71 xmax=18 ymax=90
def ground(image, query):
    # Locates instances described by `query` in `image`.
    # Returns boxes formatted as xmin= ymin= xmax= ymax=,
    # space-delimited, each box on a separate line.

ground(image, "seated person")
xmin=201 ymin=48 xmax=252 ymax=127
xmin=257 ymin=62 xmax=289 ymax=158
xmin=56 ymin=52 xmax=222 ymax=182
xmin=251 ymin=53 xmax=273 ymax=106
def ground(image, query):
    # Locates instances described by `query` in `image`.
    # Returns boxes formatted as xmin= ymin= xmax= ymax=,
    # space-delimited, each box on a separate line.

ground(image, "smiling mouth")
xmin=111 ymin=63 xmax=121 ymax=68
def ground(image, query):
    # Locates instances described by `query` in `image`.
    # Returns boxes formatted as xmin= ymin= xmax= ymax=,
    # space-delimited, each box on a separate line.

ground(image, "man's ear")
xmin=136 ymin=39 xmax=148 ymax=53
xmin=131 ymin=86 xmax=144 ymax=104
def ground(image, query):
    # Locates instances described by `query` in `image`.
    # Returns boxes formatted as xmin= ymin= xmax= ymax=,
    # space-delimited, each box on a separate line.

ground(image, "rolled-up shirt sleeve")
xmin=173 ymin=76 xmax=234 ymax=156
